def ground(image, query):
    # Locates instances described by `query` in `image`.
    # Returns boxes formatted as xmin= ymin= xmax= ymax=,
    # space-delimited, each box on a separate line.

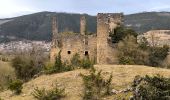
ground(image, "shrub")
xmin=117 ymin=35 xmax=149 ymax=65
xmin=8 ymin=79 xmax=23 ymax=95
xmin=54 ymin=51 xmax=63 ymax=72
xmin=45 ymin=52 xmax=94 ymax=74
xmin=1 ymin=57 xmax=8 ymax=62
xmin=70 ymin=53 xmax=81 ymax=68
xmin=117 ymin=35 xmax=169 ymax=67
xmin=138 ymin=37 xmax=149 ymax=50
xmin=162 ymin=55 xmax=170 ymax=68
xmin=148 ymin=45 xmax=169 ymax=67
xmin=109 ymin=26 xmax=137 ymax=43
xmin=32 ymin=85 xmax=65 ymax=100
xmin=80 ymin=57 xmax=94 ymax=69
xmin=44 ymin=51 xmax=73 ymax=74
xmin=132 ymin=75 xmax=170 ymax=100
xmin=70 ymin=53 xmax=94 ymax=69
xmin=11 ymin=55 xmax=44 ymax=81
xmin=81 ymin=68 xmax=113 ymax=100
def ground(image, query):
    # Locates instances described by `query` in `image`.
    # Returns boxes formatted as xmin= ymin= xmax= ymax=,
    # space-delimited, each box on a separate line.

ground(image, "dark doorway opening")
xmin=68 ymin=51 xmax=71 ymax=54
xmin=85 ymin=51 xmax=89 ymax=56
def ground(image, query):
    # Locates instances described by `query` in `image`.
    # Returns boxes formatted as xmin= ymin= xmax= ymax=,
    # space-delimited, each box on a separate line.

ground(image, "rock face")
xmin=50 ymin=13 xmax=123 ymax=64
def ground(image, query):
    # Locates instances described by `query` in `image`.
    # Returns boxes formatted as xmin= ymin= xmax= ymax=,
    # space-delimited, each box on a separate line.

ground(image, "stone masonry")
xmin=50 ymin=13 xmax=123 ymax=64
xmin=80 ymin=16 xmax=86 ymax=35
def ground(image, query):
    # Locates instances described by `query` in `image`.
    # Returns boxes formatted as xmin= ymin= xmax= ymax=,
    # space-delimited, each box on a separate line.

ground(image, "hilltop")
xmin=1 ymin=65 xmax=170 ymax=100
xmin=1 ymin=12 xmax=170 ymax=41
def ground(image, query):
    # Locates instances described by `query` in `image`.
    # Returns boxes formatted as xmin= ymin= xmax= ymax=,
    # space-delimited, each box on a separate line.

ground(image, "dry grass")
xmin=1 ymin=65 xmax=170 ymax=100
xmin=0 ymin=61 xmax=15 ymax=91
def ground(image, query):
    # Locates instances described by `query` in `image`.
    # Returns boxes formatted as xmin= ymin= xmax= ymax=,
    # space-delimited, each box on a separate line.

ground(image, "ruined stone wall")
xmin=50 ymin=17 xmax=60 ymax=63
xmin=50 ymin=13 xmax=123 ymax=64
xmin=60 ymin=34 xmax=84 ymax=62
xmin=97 ymin=14 xmax=109 ymax=64
xmin=80 ymin=16 xmax=86 ymax=35
xmin=60 ymin=34 xmax=97 ymax=62
xmin=86 ymin=35 xmax=97 ymax=61
xmin=97 ymin=13 xmax=123 ymax=64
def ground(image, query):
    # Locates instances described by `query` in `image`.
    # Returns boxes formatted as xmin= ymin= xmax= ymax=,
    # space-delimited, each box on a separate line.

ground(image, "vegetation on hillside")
xmin=44 ymin=52 xmax=94 ymax=74
xmin=81 ymin=68 xmax=113 ymax=100
xmin=44 ymin=51 xmax=73 ymax=74
xmin=111 ymin=26 xmax=170 ymax=68
xmin=8 ymin=79 xmax=23 ymax=95
xmin=109 ymin=26 xmax=137 ymax=43
xmin=117 ymin=35 xmax=149 ymax=65
xmin=125 ymin=12 xmax=170 ymax=33
xmin=32 ymin=83 xmax=65 ymax=100
xmin=11 ymin=49 xmax=46 ymax=81
xmin=0 ymin=61 xmax=15 ymax=91
xmin=12 ymin=55 xmax=44 ymax=81
xmin=1 ymin=64 xmax=170 ymax=100
xmin=131 ymin=75 xmax=170 ymax=100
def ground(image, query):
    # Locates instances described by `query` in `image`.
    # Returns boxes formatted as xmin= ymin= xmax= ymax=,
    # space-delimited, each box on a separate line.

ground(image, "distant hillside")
xmin=0 ymin=12 xmax=96 ymax=41
xmin=1 ymin=11 xmax=170 ymax=41
xmin=125 ymin=12 xmax=170 ymax=33
xmin=0 ymin=19 xmax=12 ymax=25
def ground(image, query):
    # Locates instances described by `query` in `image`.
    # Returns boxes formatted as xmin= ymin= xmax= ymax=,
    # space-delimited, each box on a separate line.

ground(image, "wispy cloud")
xmin=151 ymin=6 xmax=170 ymax=11
xmin=0 ymin=0 xmax=170 ymax=18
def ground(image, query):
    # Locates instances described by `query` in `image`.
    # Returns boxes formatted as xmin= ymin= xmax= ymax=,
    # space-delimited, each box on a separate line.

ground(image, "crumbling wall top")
xmin=97 ymin=13 xmax=123 ymax=24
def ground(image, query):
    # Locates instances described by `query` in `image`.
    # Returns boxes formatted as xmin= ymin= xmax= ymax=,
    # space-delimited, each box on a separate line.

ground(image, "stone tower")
xmin=80 ymin=16 xmax=86 ymax=35
xmin=50 ymin=16 xmax=60 ymax=62
xmin=97 ymin=13 xmax=123 ymax=64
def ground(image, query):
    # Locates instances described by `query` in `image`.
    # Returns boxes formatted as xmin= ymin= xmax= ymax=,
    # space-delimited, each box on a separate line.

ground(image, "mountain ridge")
xmin=0 ymin=11 xmax=170 ymax=41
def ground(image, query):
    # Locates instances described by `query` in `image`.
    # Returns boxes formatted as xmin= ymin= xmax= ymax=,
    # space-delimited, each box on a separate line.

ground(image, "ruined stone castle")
xmin=50 ymin=13 xmax=123 ymax=64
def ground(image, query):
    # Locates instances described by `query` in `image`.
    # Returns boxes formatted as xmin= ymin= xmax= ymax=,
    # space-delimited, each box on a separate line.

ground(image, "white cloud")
xmin=150 ymin=6 xmax=170 ymax=11
xmin=0 ymin=0 xmax=170 ymax=18
xmin=0 ymin=0 xmax=37 ymax=18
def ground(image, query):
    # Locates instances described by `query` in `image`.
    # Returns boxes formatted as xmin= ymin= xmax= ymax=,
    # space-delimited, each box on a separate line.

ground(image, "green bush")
xmin=44 ymin=51 xmax=73 ymax=74
xmin=11 ymin=55 xmax=44 ymax=81
xmin=132 ymin=75 xmax=170 ymax=100
xmin=109 ymin=26 xmax=137 ymax=43
xmin=1 ymin=57 xmax=8 ymax=62
xmin=117 ymin=35 xmax=169 ymax=67
xmin=148 ymin=45 xmax=169 ymax=67
xmin=81 ymin=68 xmax=112 ymax=100
xmin=8 ymin=79 xmax=23 ymax=95
xmin=70 ymin=53 xmax=81 ymax=68
xmin=32 ymin=85 xmax=65 ymax=100
xmin=80 ymin=57 xmax=94 ymax=69
xmin=45 ymin=52 xmax=94 ymax=74
xmin=117 ymin=35 xmax=149 ymax=65
xmin=70 ymin=53 xmax=94 ymax=69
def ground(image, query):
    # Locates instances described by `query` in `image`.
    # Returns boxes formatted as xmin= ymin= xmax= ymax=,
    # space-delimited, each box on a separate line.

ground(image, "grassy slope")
xmin=0 ymin=61 xmax=15 ymax=90
xmin=1 ymin=65 xmax=170 ymax=100
xmin=0 ymin=59 xmax=14 ymax=76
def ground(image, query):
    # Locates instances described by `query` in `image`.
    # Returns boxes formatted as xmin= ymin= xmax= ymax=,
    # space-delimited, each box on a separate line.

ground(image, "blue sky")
xmin=0 ymin=0 xmax=170 ymax=18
